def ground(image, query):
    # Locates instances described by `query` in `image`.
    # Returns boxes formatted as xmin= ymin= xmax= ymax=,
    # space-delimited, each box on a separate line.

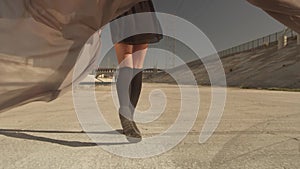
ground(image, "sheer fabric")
xmin=0 ymin=0 xmax=146 ymax=112
xmin=247 ymin=0 xmax=300 ymax=33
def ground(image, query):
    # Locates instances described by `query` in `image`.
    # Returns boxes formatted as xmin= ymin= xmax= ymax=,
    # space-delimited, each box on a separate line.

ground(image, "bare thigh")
xmin=114 ymin=43 xmax=134 ymax=68
xmin=132 ymin=44 xmax=148 ymax=69
xmin=114 ymin=43 xmax=148 ymax=68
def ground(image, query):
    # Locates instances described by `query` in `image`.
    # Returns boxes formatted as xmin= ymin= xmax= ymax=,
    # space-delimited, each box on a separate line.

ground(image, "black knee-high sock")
xmin=116 ymin=67 xmax=133 ymax=119
xmin=130 ymin=69 xmax=143 ymax=112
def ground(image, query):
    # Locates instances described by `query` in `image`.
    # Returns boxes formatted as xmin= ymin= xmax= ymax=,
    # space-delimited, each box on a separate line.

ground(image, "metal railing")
xmin=218 ymin=29 xmax=298 ymax=57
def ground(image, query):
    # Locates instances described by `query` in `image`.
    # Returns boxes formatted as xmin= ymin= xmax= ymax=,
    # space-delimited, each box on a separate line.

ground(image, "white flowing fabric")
xmin=0 ymin=0 xmax=146 ymax=112
xmin=247 ymin=0 xmax=300 ymax=33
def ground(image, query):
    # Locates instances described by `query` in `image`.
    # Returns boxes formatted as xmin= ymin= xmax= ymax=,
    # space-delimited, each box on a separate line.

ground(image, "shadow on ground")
xmin=0 ymin=129 xmax=131 ymax=147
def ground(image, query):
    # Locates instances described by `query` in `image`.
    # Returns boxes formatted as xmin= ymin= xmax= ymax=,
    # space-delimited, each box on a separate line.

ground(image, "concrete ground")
xmin=0 ymin=83 xmax=299 ymax=169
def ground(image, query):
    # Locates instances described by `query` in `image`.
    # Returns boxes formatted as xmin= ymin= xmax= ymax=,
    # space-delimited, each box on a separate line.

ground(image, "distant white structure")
xmin=80 ymin=75 xmax=101 ymax=83
xmin=278 ymin=28 xmax=289 ymax=49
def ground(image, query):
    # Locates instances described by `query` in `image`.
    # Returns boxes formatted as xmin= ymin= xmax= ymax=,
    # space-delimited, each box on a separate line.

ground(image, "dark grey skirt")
xmin=110 ymin=0 xmax=163 ymax=45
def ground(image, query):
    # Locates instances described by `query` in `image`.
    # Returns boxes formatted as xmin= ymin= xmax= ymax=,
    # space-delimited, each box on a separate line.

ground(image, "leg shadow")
xmin=0 ymin=129 xmax=131 ymax=147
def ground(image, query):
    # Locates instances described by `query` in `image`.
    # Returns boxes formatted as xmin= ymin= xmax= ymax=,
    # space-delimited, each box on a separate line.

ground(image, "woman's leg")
xmin=115 ymin=43 xmax=133 ymax=115
xmin=114 ymin=43 xmax=141 ymax=139
xmin=130 ymin=44 xmax=148 ymax=112
xmin=114 ymin=43 xmax=148 ymax=109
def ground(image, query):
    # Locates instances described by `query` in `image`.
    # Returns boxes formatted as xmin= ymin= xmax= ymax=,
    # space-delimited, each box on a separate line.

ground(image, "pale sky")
xmin=153 ymin=0 xmax=284 ymax=51
xmin=100 ymin=0 xmax=285 ymax=69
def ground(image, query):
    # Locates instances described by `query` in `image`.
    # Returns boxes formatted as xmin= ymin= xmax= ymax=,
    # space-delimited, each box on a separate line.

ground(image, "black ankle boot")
xmin=116 ymin=67 xmax=141 ymax=140
xmin=119 ymin=107 xmax=141 ymax=139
